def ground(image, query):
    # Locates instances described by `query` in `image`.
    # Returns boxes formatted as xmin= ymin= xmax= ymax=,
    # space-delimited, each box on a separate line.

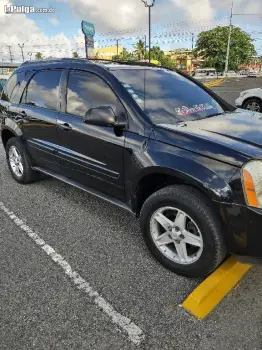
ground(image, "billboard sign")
xmin=81 ymin=21 xmax=95 ymax=36
xmin=82 ymin=20 xmax=95 ymax=58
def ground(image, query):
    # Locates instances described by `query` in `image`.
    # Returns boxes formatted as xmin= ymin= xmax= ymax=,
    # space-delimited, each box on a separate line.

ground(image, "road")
xmin=1 ymin=78 xmax=262 ymax=349
xmin=211 ymin=77 xmax=262 ymax=106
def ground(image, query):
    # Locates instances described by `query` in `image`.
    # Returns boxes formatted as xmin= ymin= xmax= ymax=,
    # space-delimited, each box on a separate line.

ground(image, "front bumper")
xmin=219 ymin=203 xmax=262 ymax=259
xmin=235 ymin=97 xmax=244 ymax=107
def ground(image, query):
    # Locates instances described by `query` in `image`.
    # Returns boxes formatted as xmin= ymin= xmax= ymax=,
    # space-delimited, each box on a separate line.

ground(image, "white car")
xmin=235 ymin=88 xmax=262 ymax=112
xmin=247 ymin=71 xmax=259 ymax=78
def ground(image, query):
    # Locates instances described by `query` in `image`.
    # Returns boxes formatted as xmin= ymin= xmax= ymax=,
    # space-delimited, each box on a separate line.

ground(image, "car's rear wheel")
xmin=243 ymin=98 xmax=262 ymax=113
xmin=6 ymin=137 xmax=38 ymax=184
xmin=140 ymin=185 xmax=227 ymax=277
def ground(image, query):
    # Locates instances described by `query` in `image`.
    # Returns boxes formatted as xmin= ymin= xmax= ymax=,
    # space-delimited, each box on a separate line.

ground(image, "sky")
xmin=0 ymin=0 xmax=261 ymax=62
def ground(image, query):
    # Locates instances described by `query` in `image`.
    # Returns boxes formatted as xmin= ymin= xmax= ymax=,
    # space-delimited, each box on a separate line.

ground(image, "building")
xmin=94 ymin=46 xmax=124 ymax=59
xmin=239 ymin=56 xmax=262 ymax=72
xmin=0 ymin=62 xmax=20 ymax=76
xmin=164 ymin=49 xmax=204 ymax=72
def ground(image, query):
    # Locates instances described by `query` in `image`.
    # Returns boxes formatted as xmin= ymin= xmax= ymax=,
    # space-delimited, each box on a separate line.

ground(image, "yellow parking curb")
xmin=204 ymin=78 xmax=226 ymax=87
xmin=182 ymin=256 xmax=251 ymax=319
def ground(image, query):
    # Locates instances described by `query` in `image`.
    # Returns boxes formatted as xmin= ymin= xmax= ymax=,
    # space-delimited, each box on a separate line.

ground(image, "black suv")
xmin=1 ymin=58 xmax=262 ymax=277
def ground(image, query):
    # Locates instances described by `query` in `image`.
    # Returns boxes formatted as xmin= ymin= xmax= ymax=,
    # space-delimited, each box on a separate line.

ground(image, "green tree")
xmin=134 ymin=39 xmax=145 ymax=60
xmin=35 ymin=52 xmax=43 ymax=60
xmin=112 ymin=48 xmax=135 ymax=61
xmin=147 ymin=46 xmax=176 ymax=69
xmin=150 ymin=46 xmax=164 ymax=61
xmin=194 ymin=26 xmax=256 ymax=71
xmin=160 ymin=55 xmax=176 ymax=69
xmin=72 ymin=51 xmax=79 ymax=58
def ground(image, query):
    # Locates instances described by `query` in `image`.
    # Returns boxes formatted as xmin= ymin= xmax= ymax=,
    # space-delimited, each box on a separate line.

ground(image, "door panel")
xmin=57 ymin=69 xmax=126 ymax=200
xmin=15 ymin=69 xmax=62 ymax=171
xmin=57 ymin=113 xmax=125 ymax=200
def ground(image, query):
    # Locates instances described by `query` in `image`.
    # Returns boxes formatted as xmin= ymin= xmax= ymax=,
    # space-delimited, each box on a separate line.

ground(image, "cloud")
xmin=66 ymin=0 xmax=262 ymax=32
xmin=0 ymin=0 xmax=261 ymax=63
xmin=48 ymin=17 xmax=59 ymax=25
xmin=0 ymin=0 xmax=85 ymax=61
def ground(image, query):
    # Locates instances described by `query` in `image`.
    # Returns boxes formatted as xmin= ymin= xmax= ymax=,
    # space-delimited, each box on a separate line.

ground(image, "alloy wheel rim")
xmin=150 ymin=206 xmax=203 ymax=265
xmin=246 ymin=101 xmax=260 ymax=112
xmin=9 ymin=146 xmax=24 ymax=178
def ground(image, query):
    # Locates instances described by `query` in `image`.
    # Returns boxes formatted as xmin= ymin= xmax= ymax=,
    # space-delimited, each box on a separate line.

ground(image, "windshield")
xmin=111 ymin=68 xmax=224 ymax=124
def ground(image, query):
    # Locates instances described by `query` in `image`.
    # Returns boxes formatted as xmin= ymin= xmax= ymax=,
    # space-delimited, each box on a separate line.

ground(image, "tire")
xmin=243 ymin=98 xmax=262 ymax=113
xmin=140 ymin=185 xmax=227 ymax=278
xmin=6 ymin=137 xmax=38 ymax=184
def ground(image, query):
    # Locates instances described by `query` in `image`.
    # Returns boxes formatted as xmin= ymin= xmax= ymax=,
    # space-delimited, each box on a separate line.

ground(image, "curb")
xmin=182 ymin=256 xmax=251 ymax=319
xmin=204 ymin=78 xmax=226 ymax=88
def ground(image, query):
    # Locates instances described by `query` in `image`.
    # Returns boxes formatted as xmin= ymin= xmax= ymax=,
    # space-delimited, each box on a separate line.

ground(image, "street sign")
xmin=81 ymin=21 xmax=95 ymax=36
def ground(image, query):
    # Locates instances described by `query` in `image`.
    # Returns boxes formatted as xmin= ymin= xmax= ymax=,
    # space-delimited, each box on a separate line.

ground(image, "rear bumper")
xmin=219 ymin=202 xmax=262 ymax=259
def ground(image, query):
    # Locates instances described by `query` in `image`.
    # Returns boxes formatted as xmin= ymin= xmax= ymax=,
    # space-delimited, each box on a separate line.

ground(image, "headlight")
xmin=239 ymin=91 xmax=248 ymax=97
xmin=242 ymin=161 xmax=262 ymax=208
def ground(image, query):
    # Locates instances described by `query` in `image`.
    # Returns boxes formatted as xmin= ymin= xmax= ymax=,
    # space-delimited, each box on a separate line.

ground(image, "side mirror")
xmin=84 ymin=106 xmax=116 ymax=127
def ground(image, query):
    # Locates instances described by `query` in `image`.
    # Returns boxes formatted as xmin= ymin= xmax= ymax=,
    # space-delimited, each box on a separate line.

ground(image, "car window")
xmin=10 ymin=82 xmax=23 ymax=104
xmin=111 ymin=68 xmax=225 ymax=124
xmin=1 ymin=74 xmax=18 ymax=101
xmin=0 ymin=79 xmax=7 ymax=92
xmin=66 ymin=70 xmax=117 ymax=117
xmin=24 ymin=70 xmax=62 ymax=111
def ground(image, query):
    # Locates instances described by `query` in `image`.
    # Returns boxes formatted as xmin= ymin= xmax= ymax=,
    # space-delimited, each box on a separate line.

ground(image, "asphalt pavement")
xmin=1 ymin=77 xmax=262 ymax=349
xmin=211 ymin=77 xmax=262 ymax=106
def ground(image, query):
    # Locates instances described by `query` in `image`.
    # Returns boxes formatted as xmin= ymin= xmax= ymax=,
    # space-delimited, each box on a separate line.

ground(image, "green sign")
xmin=81 ymin=21 xmax=95 ymax=36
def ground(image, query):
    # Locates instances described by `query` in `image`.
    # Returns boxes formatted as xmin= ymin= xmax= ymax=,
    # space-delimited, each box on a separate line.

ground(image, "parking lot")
xmin=1 ymin=77 xmax=262 ymax=350
xmin=211 ymin=76 xmax=262 ymax=105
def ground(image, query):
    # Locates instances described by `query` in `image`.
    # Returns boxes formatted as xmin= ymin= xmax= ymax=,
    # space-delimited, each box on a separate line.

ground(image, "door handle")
xmin=57 ymin=119 xmax=72 ymax=131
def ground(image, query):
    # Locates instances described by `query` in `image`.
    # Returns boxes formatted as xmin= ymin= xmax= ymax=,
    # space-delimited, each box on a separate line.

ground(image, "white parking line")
xmin=0 ymin=201 xmax=145 ymax=346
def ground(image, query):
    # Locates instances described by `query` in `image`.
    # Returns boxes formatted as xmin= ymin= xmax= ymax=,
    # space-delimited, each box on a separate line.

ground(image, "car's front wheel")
xmin=140 ymin=185 xmax=226 ymax=277
xmin=6 ymin=137 xmax=38 ymax=184
xmin=243 ymin=98 xmax=262 ymax=113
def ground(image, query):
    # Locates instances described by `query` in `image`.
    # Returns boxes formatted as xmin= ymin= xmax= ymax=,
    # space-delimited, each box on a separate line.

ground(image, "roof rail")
xmin=19 ymin=57 xmax=179 ymax=73
xmin=20 ymin=57 xmax=91 ymax=67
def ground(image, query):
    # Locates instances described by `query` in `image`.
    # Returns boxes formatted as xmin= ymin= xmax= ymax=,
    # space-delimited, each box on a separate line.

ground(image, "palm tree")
xmin=35 ymin=52 xmax=43 ymax=60
xmin=134 ymin=39 xmax=145 ymax=60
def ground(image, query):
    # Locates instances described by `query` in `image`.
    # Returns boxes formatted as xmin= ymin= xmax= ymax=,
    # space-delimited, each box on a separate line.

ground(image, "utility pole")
xmin=7 ymin=45 xmax=13 ymax=63
xmin=141 ymin=0 xmax=156 ymax=63
xmin=116 ymin=39 xmax=120 ymax=56
xmin=190 ymin=32 xmax=194 ymax=73
xmin=144 ymin=35 xmax=147 ymax=60
xmin=18 ymin=43 xmax=25 ymax=62
xmin=225 ymin=2 xmax=234 ymax=75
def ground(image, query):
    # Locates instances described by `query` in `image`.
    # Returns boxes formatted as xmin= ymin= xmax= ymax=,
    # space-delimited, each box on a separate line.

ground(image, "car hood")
xmin=154 ymin=109 xmax=262 ymax=167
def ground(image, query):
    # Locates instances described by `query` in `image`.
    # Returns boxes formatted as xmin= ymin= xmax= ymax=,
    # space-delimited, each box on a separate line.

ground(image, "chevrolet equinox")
xmin=1 ymin=58 xmax=262 ymax=277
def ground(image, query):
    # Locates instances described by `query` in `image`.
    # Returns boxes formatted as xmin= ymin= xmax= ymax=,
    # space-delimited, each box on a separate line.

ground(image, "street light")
xmin=141 ymin=0 xmax=155 ymax=63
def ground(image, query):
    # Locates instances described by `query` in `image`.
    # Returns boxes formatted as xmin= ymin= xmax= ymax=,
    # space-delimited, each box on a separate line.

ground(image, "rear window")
xmin=1 ymin=74 xmax=18 ymax=101
xmin=1 ymin=72 xmax=31 ymax=103
xmin=23 ymin=70 xmax=62 ymax=111
xmin=111 ymin=68 xmax=224 ymax=124
xmin=0 ymin=79 xmax=7 ymax=92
